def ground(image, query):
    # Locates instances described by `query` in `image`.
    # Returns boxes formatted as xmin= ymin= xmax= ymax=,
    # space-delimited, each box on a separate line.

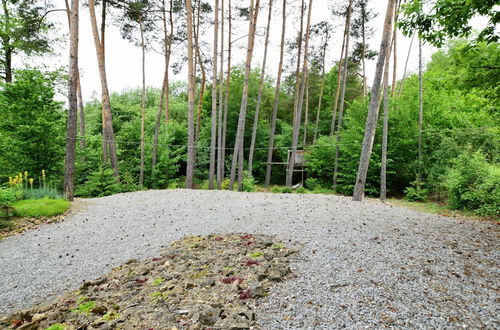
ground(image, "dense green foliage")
xmin=12 ymin=198 xmax=70 ymax=217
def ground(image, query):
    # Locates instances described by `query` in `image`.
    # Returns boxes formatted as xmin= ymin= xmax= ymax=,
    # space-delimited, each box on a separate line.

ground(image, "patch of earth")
xmin=0 ymin=200 xmax=86 ymax=241
xmin=0 ymin=233 xmax=298 ymax=329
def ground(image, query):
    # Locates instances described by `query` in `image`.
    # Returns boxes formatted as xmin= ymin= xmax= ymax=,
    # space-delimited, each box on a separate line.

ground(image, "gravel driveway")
xmin=0 ymin=190 xmax=498 ymax=328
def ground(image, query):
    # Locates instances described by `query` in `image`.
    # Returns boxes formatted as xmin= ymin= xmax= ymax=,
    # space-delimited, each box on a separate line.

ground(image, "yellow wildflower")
xmin=42 ymin=169 xmax=46 ymax=179
xmin=29 ymin=178 xmax=34 ymax=188
xmin=24 ymin=171 xmax=28 ymax=178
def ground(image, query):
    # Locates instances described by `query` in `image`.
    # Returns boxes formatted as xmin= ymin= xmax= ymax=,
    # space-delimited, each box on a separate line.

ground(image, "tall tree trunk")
xmin=152 ymin=0 xmax=173 ymax=170
xmin=361 ymin=2 xmax=367 ymax=97
xmin=286 ymin=0 xmax=313 ymax=187
xmin=185 ymin=0 xmax=196 ymax=188
xmin=313 ymin=38 xmax=327 ymax=144
xmin=330 ymin=18 xmax=347 ymax=136
xmin=352 ymin=0 xmax=396 ymax=201
xmin=302 ymin=77 xmax=309 ymax=145
xmin=1 ymin=0 xmax=12 ymax=83
xmin=165 ymin=0 xmax=173 ymax=124
xmin=228 ymin=0 xmax=260 ymax=191
xmin=139 ymin=15 xmax=146 ymax=186
xmin=391 ymin=0 xmax=400 ymax=97
xmin=380 ymin=28 xmax=394 ymax=202
xmin=292 ymin=0 xmax=304 ymax=139
xmin=248 ymin=0 xmax=273 ymax=177
xmin=100 ymin=0 xmax=108 ymax=163
xmin=63 ymin=0 xmax=79 ymax=201
xmin=332 ymin=0 xmax=353 ymax=190
xmin=264 ymin=0 xmax=286 ymax=187
xmin=194 ymin=1 xmax=206 ymax=142
xmin=217 ymin=0 xmax=225 ymax=188
xmin=220 ymin=0 xmax=232 ymax=182
xmin=398 ymin=33 xmax=414 ymax=98
xmin=208 ymin=0 xmax=219 ymax=189
xmin=89 ymin=0 xmax=119 ymax=178
xmin=417 ymin=35 xmax=423 ymax=192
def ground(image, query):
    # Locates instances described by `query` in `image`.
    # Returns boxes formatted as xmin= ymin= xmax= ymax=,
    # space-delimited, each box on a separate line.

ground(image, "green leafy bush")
xmin=0 ymin=188 xmax=17 ymax=206
xmin=281 ymin=186 xmax=292 ymax=194
xmin=446 ymin=150 xmax=500 ymax=216
xmin=296 ymin=186 xmax=307 ymax=194
xmin=270 ymin=186 xmax=282 ymax=193
xmin=305 ymin=177 xmax=320 ymax=190
xmin=404 ymin=182 xmax=428 ymax=202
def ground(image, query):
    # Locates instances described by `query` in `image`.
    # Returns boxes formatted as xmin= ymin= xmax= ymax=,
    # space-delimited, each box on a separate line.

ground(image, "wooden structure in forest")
xmin=265 ymin=149 xmax=308 ymax=185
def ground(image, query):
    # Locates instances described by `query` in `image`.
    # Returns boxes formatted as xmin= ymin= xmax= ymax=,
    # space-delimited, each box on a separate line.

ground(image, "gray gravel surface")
xmin=0 ymin=190 xmax=498 ymax=328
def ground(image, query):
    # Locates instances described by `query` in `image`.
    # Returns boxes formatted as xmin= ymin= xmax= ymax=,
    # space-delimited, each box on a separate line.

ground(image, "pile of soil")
xmin=0 ymin=233 xmax=298 ymax=329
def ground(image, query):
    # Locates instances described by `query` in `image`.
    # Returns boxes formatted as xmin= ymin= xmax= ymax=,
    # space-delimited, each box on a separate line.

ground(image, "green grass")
xmin=12 ymin=198 xmax=70 ymax=218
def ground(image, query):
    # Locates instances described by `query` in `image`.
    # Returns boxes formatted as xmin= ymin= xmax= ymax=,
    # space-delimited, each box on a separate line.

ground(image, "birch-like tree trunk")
xmin=248 ymin=0 xmax=273 ymax=177
xmin=332 ymin=0 xmax=353 ymax=189
xmin=89 ymin=0 xmax=119 ymax=178
xmin=220 ymin=0 xmax=232 ymax=182
xmin=302 ymin=77 xmax=309 ymax=144
xmin=264 ymin=0 xmax=286 ymax=187
xmin=139 ymin=15 xmax=146 ymax=186
xmin=286 ymin=0 xmax=313 ymax=187
xmin=391 ymin=0 xmax=400 ymax=97
xmin=63 ymin=0 xmax=79 ymax=200
xmin=100 ymin=0 xmax=108 ymax=163
xmin=352 ymin=0 xmax=396 ymax=201
xmin=380 ymin=28 xmax=394 ymax=201
xmin=216 ymin=0 xmax=225 ymax=188
xmin=185 ymin=0 xmax=196 ymax=188
xmin=228 ymin=0 xmax=260 ymax=191
xmin=208 ymin=0 xmax=219 ymax=189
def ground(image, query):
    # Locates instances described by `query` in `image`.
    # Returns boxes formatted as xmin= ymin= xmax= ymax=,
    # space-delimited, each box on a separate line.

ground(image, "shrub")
xmin=120 ymin=171 xmax=142 ymax=193
xmin=0 ymin=188 xmax=17 ymax=206
xmin=270 ymin=186 xmax=282 ymax=193
xmin=404 ymin=183 xmax=428 ymax=202
xmin=296 ymin=186 xmax=307 ymax=194
xmin=242 ymin=173 xmax=256 ymax=192
xmin=446 ymin=150 xmax=500 ymax=216
xmin=305 ymin=177 xmax=320 ymax=191
xmin=281 ymin=186 xmax=292 ymax=194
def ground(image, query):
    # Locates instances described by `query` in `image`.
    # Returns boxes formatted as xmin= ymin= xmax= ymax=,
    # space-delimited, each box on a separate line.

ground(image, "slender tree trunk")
xmin=332 ymin=0 xmax=353 ymax=190
xmin=313 ymin=75 xmax=324 ymax=144
xmin=361 ymin=2 xmax=367 ymax=97
xmin=417 ymin=36 xmax=423 ymax=192
xmin=185 ymin=0 xmax=196 ymax=188
xmin=100 ymin=0 xmax=108 ymax=163
xmin=286 ymin=0 xmax=313 ymax=187
xmin=63 ymin=0 xmax=79 ymax=201
xmin=248 ymin=0 xmax=273 ymax=177
xmin=302 ymin=77 xmax=309 ymax=145
xmin=1 ymin=0 xmax=12 ymax=83
xmin=228 ymin=0 xmax=260 ymax=191
xmin=265 ymin=0 xmax=286 ymax=187
xmin=194 ymin=1 xmax=206 ymax=142
xmin=292 ymin=0 xmax=304 ymax=138
xmin=330 ymin=19 xmax=347 ymax=136
xmin=217 ymin=0 xmax=225 ymax=188
xmin=220 ymin=0 xmax=232 ymax=182
xmin=139 ymin=15 xmax=146 ymax=186
xmin=64 ymin=0 xmax=85 ymax=150
xmin=352 ymin=0 xmax=396 ymax=201
xmin=398 ymin=33 xmax=414 ymax=98
xmin=391 ymin=0 xmax=400 ymax=97
xmin=165 ymin=0 xmax=173 ymax=124
xmin=152 ymin=0 xmax=173 ymax=170
xmin=380 ymin=27 xmax=394 ymax=202
xmin=89 ymin=0 xmax=119 ymax=178
xmin=208 ymin=0 xmax=219 ymax=189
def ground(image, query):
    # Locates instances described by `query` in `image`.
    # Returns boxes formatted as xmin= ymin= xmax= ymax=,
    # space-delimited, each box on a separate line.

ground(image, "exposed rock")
xmin=0 ymin=233 xmax=297 ymax=329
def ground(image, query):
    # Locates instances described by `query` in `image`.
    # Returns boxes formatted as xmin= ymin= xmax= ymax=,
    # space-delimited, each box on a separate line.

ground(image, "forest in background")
xmin=0 ymin=0 xmax=498 ymax=218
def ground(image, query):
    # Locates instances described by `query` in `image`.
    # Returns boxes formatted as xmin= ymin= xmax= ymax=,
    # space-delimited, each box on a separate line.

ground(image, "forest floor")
xmin=0 ymin=189 xmax=498 ymax=328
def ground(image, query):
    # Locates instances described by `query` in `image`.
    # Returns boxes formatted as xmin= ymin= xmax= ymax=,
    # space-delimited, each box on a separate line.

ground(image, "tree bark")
xmin=332 ymin=0 xmax=353 ymax=190
xmin=264 ymin=0 xmax=286 ymax=187
xmin=361 ymin=1 xmax=367 ymax=97
xmin=248 ymin=0 xmax=273 ymax=177
xmin=220 ymin=0 xmax=232 ymax=183
xmin=417 ymin=35 xmax=423 ymax=192
xmin=217 ymin=0 xmax=225 ymax=188
xmin=63 ymin=0 xmax=79 ymax=201
xmin=152 ymin=0 xmax=173 ymax=170
xmin=313 ymin=34 xmax=327 ymax=145
xmin=228 ymin=0 xmax=260 ymax=191
xmin=329 ymin=17 xmax=347 ymax=136
xmin=139 ymin=15 xmax=146 ymax=186
xmin=194 ymin=1 xmax=206 ymax=142
xmin=208 ymin=0 xmax=219 ymax=189
xmin=286 ymin=0 xmax=313 ymax=187
xmin=302 ymin=77 xmax=309 ymax=145
xmin=185 ymin=0 xmax=196 ymax=188
xmin=100 ymin=0 xmax=108 ymax=163
xmin=352 ymin=0 xmax=396 ymax=201
xmin=1 ymin=0 xmax=12 ymax=83
xmin=380 ymin=27 xmax=394 ymax=202
xmin=391 ymin=0 xmax=400 ymax=97
xmin=89 ymin=0 xmax=119 ymax=178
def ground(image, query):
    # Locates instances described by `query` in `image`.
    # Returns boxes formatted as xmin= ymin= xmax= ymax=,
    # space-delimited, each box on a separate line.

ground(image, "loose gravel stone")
xmin=0 ymin=190 xmax=498 ymax=329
